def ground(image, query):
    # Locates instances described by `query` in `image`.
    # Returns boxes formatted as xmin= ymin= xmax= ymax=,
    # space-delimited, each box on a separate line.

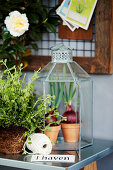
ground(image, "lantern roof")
xmin=39 ymin=44 xmax=90 ymax=82
xmin=50 ymin=43 xmax=73 ymax=51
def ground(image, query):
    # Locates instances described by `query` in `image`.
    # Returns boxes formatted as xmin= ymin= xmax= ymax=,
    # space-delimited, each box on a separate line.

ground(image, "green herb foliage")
xmin=0 ymin=59 xmax=56 ymax=137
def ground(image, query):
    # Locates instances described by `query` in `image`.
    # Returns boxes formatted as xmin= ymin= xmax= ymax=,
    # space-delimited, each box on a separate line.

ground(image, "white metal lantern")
xmin=37 ymin=43 xmax=93 ymax=155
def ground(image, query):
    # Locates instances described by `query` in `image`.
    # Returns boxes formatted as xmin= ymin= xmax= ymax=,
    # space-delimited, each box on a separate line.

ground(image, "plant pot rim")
xmin=61 ymin=122 xmax=82 ymax=129
xmin=50 ymin=124 xmax=61 ymax=127
xmin=47 ymin=125 xmax=61 ymax=131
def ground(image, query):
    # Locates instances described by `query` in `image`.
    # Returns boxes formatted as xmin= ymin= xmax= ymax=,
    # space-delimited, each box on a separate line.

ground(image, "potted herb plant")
xmin=61 ymin=83 xmax=81 ymax=142
xmin=45 ymin=108 xmax=63 ymax=145
xmin=0 ymin=59 xmax=54 ymax=154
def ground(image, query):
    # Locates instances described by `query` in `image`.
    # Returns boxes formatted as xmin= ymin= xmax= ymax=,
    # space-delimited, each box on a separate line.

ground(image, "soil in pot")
xmin=0 ymin=126 xmax=26 ymax=154
xmin=45 ymin=125 xmax=61 ymax=145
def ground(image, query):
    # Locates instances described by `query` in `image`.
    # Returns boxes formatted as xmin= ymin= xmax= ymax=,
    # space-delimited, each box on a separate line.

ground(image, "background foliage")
xmin=0 ymin=0 xmax=60 ymax=68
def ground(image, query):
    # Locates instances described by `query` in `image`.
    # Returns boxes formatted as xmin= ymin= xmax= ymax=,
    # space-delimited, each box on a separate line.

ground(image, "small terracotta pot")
xmin=45 ymin=125 xmax=61 ymax=145
xmin=61 ymin=123 xmax=81 ymax=142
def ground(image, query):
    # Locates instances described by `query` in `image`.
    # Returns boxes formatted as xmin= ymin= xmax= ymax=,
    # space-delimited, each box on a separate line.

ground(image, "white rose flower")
xmin=4 ymin=11 xmax=29 ymax=37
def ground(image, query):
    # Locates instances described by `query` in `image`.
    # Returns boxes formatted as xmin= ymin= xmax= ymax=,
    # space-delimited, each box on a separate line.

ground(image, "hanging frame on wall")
xmin=26 ymin=0 xmax=113 ymax=74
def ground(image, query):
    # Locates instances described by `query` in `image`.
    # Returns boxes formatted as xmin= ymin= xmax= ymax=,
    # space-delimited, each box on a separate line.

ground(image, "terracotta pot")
xmin=0 ymin=126 xmax=26 ymax=154
xmin=61 ymin=123 xmax=81 ymax=142
xmin=45 ymin=125 xmax=61 ymax=145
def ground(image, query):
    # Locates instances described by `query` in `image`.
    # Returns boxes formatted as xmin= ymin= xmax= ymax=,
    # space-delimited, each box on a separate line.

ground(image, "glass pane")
xmin=49 ymin=63 xmax=74 ymax=81
xmin=70 ymin=61 xmax=90 ymax=79
xmin=79 ymin=79 xmax=93 ymax=148
xmin=38 ymin=62 xmax=53 ymax=81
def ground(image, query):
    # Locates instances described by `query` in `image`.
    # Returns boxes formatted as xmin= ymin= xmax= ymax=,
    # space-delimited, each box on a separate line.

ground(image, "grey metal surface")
xmin=0 ymin=138 xmax=113 ymax=170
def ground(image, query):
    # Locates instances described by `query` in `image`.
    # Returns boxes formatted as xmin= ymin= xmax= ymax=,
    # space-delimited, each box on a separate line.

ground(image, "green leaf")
xmin=56 ymin=81 xmax=60 ymax=101
xmin=64 ymin=85 xmax=68 ymax=102
xmin=16 ymin=42 xmax=25 ymax=53
xmin=55 ymin=64 xmax=66 ymax=107
xmin=44 ymin=23 xmax=56 ymax=33
xmin=63 ymin=64 xmax=66 ymax=80
xmin=28 ymin=142 xmax=32 ymax=144
xmin=63 ymin=93 xmax=67 ymax=103
xmin=30 ymin=31 xmax=42 ymax=41
xmin=2 ymin=28 xmax=11 ymax=41
xmin=48 ymin=17 xmax=61 ymax=25
xmin=8 ymin=49 xmax=15 ymax=55
xmin=69 ymin=82 xmax=74 ymax=102
xmin=31 ymin=43 xmax=38 ymax=51
xmin=53 ymin=82 xmax=56 ymax=97
xmin=50 ymin=82 xmax=55 ymax=96
xmin=71 ymin=87 xmax=76 ymax=99
xmin=29 ymin=13 xmax=39 ymax=24
xmin=28 ymin=137 xmax=31 ymax=141
xmin=56 ymin=82 xmax=65 ymax=108
xmin=2 ymin=38 xmax=11 ymax=49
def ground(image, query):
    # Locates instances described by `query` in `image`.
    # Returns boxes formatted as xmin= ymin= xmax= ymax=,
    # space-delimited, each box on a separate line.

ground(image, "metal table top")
xmin=0 ymin=138 xmax=113 ymax=170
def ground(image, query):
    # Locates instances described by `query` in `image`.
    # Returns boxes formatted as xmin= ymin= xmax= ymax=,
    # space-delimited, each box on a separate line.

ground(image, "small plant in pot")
xmin=45 ymin=107 xmax=64 ymax=145
xmin=44 ymin=78 xmax=66 ymax=145
xmin=61 ymin=83 xmax=81 ymax=143
xmin=0 ymin=60 xmax=54 ymax=154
